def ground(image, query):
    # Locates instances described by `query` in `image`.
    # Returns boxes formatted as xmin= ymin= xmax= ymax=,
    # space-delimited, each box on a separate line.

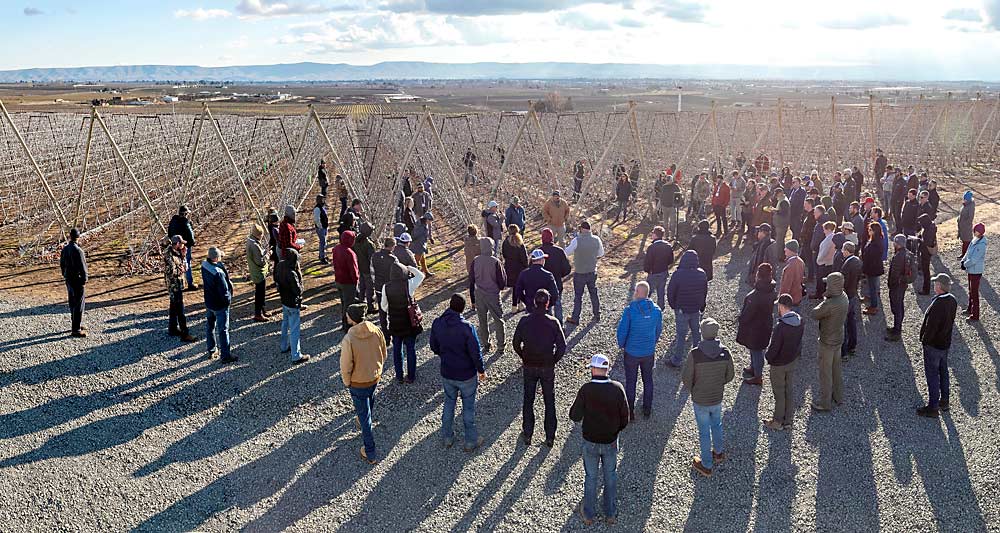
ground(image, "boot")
xmin=253 ymin=313 xmax=270 ymax=323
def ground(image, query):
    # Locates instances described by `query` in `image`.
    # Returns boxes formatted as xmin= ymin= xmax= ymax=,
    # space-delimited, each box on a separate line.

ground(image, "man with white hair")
xmin=202 ymin=247 xmax=236 ymax=363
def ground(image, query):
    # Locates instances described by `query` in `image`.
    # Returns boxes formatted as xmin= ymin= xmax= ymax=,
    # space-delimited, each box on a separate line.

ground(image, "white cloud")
xmin=23 ymin=7 xmax=43 ymax=16
xmin=819 ymin=13 xmax=908 ymax=30
xmin=174 ymin=8 xmax=233 ymax=21
xmin=985 ymin=0 xmax=1000 ymax=29
xmin=235 ymin=0 xmax=352 ymax=18
xmin=943 ymin=7 xmax=983 ymax=22
xmin=557 ymin=11 xmax=612 ymax=31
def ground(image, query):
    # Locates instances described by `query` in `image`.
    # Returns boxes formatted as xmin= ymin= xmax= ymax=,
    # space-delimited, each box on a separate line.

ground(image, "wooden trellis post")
xmin=970 ymin=93 xmax=999 ymax=161
xmin=868 ymin=94 xmax=877 ymax=166
xmin=0 ymin=99 xmax=72 ymax=232
xmin=309 ymin=105 xmax=366 ymax=207
xmin=372 ymin=112 xmax=425 ymax=240
xmin=424 ymin=109 xmax=474 ymax=228
xmin=71 ymin=109 xmax=97 ymax=228
xmin=182 ymin=105 xmax=208 ymax=204
xmin=777 ymin=98 xmax=784 ymax=167
xmin=203 ymin=104 xmax=264 ymax=225
xmin=830 ymin=96 xmax=837 ymax=175
xmin=529 ymin=107 xmax=558 ymax=191
xmin=577 ymin=101 xmax=636 ymax=212
xmin=491 ymin=105 xmax=532 ymax=198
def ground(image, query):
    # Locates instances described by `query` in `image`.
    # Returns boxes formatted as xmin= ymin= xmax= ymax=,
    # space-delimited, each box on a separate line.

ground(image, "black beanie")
xmin=347 ymin=304 xmax=367 ymax=325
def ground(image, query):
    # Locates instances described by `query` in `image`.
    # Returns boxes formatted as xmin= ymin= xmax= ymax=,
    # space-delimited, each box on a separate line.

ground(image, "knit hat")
xmin=284 ymin=205 xmax=296 ymax=221
xmin=346 ymin=303 xmax=367 ymax=325
xmin=700 ymin=317 xmax=720 ymax=340
xmin=249 ymin=224 xmax=263 ymax=240
xmin=965 ymin=191 xmax=974 ymax=202
xmin=784 ymin=239 xmax=799 ymax=253
xmin=893 ymin=234 xmax=907 ymax=248
xmin=974 ymin=223 xmax=985 ymax=234
xmin=541 ymin=228 xmax=554 ymax=244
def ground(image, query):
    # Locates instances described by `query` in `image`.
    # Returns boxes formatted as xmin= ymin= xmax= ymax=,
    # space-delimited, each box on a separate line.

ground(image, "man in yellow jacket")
xmin=341 ymin=303 xmax=387 ymax=464
xmin=542 ymin=190 xmax=571 ymax=245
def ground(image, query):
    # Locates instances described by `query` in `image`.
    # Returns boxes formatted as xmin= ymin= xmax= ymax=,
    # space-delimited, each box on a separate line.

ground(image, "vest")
xmin=573 ymin=232 xmax=601 ymax=274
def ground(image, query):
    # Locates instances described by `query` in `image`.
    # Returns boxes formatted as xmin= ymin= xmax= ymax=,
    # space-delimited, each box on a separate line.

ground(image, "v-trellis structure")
xmin=2 ymin=95 xmax=999 ymax=273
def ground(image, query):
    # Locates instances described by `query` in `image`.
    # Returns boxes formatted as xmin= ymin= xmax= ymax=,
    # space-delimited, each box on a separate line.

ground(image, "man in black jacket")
xmin=747 ymin=224 xmax=776 ymax=285
xmin=839 ymin=241 xmax=862 ymax=358
xmin=541 ymin=228 xmax=571 ymax=323
xmin=763 ymin=294 xmax=803 ymax=430
xmin=643 ymin=225 xmax=674 ymax=308
xmin=371 ymin=238 xmax=399 ymax=344
xmin=917 ymin=213 xmax=937 ymax=295
xmin=917 ymin=274 xmax=958 ymax=418
xmin=569 ymin=353 xmax=629 ymax=526
xmin=886 ymin=235 xmax=909 ymax=341
xmin=60 ymin=228 xmax=89 ymax=338
xmin=658 ymin=174 xmax=681 ymax=240
xmin=689 ymin=220 xmax=717 ymax=282
xmin=900 ymin=189 xmax=919 ymax=236
xmin=513 ymin=290 xmax=567 ymax=447
xmin=167 ymin=205 xmax=197 ymax=290
xmin=516 ymin=250 xmax=560 ymax=315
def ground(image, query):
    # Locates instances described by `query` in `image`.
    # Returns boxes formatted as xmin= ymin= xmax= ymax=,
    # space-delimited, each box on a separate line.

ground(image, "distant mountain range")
xmin=0 ymin=61 xmax=992 ymax=83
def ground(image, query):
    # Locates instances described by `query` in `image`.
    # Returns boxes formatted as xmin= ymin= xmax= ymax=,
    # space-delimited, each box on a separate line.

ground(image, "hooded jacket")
xmin=372 ymin=247 xmax=399 ymax=292
xmin=164 ymin=245 xmax=186 ymax=293
xmin=353 ymin=222 xmax=377 ymax=280
xmin=201 ymin=260 xmax=234 ymax=311
xmin=811 ymin=271 xmax=849 ymax=346
xmin=60 ymin=241 xmax=88 ymax=287
xmin=464 ymin=234 xmax=480 ymax=272
xmin=748 ymin=235 xmax=777 ymax=284
xmin=541 ymin=240 xmax=571 ymax=293
xmin=920 ymin=292 xmax=958 ymax=350
xmin=430 ymin=309 xmax=485 ymax=381
xmin=513 ymin=308 xmax=567 ymax=368
xmin=616 ymin=298 xmax=663 ymax=357
xmin=764 ymin=311 xmax=804 ymax=367
xmin=681 ymin=338 xmax=735 ymax=406
xmin=505 ymin=204 xmax=526 ymax=233
xmin=688 ymin=225 xmax=717 ymax=281
xmin=668 ymin=251 xmax=708 ymax=314
xmin=737 ymin=278 xmax=776 ymax=350
xmin=385 ymin=263 xmax=422 ymax=338
xmin=274 ymin=249 xmax=303 ymax=309
xmin=470 ymin=238 xmax=506 ymax=295
xmin=958 ymin=200 xmax=976 ymax=242
xmin=340 ymin=320 xmax=387 ymax=388
xmin=502 ymin=237 xmax=528 ymax=289
xmin=278 ymin=216 xmax=301 ymax=258
xmin=393 ymin=243 xmax=418 ymax=268
xmin=482 ymin=210 xmax=505 ymax=242
xmin=961 ymin=235 xmax=987 ymax=275
xmin=246 ymin=236 xmax=267 ymax=285
xmin=515 ymin=263 xmax=560 ymax=312
xmin=332 ymin=230 xmax=360 ymax=285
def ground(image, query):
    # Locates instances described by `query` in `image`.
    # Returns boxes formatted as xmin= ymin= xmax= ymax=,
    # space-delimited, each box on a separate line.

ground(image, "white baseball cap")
xmin=589 ymin=354 xmax=611 ymax=369
xmin=397 ymin=232 xmax=412 ymax=243
xmin=530 ymin=249 xmax=548 ymax=261
xmin=487 ymin=200 xmax=498 ymax=208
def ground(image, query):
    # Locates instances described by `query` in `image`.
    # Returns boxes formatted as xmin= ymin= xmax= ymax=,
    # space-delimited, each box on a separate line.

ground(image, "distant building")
xmin=162 ymin=96 xmax=179 ymax=103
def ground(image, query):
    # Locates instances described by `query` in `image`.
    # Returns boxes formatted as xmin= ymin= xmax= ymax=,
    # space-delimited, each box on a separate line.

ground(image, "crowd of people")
xmin=55 ymin=152 xmax=989 ymax=526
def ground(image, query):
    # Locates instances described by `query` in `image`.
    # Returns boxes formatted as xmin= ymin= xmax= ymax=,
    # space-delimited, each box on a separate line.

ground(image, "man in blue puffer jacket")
xmin=430 ymin=294 xmax=487 ymax=451
xmin=667 ymin=250 xmax=708 ymax=368
xmin=616 ymin=281 xmax=663 ymax=420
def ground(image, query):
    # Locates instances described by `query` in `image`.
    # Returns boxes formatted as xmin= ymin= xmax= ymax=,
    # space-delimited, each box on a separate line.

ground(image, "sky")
xmin=4 ymin=0 xmax=1000 ymax=78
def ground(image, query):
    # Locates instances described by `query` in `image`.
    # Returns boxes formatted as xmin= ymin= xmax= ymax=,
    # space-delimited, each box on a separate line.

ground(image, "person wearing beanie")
xmin=202 ymin=247 xmax=236 ymax=363
xmin=246 ymin=224 xmax=270 ymax=323
xmin=958 ymin=191 xmax=976 ymax=258
xmin=917 ymin=274 xmax=958 ymax=418
xmin=763 ymin=294 xmax=804 ymax=431
xmin=353 ymin=221 xmax=378 ymax=314
xmin=689 ymin=220 xmax=717 ymax=282
xmin=382 ymin=261 xmax=426 ymax=383
xmin=514 ymin=289 xmax=567 ymax=447
xmin=341 ymin=302 xmax=387 ymax=464
xmin=371 ymin=237 xmax=400 ymax=343
xmin=313 ymin=194 xmax=330 ymax=264
xmin=616 ymin=281 xmax=663 ymax=419
xmin=738 ymin=263 xmax=776 ymax=385
xmin=960 ymin=223 xmax=987 ymax=321
xmin=810 ymin=271 xmax=848 ymax=411
xmin=541 ymin=227 xmax=572 ymax=322
xmin=430 ymin=294 xmax=487 ymax=451
xmin=886 ymin=234 xmax=910 ymax=341
xmin=463 ymin=225 xmax=480 ymax=276
xmin=566 ymin=220 xmax=606 ymax=324
xmin=165 ymin=235 xmax=197 ymax=342
xmin=168 ymin=205 xmax=198 ymax=290
xmin=333 ymin=230 xmax=361 ymax=330
xmin=644 ymin=226 xmax=675 ymax=307
xmin=668 ymin=250 xmax=709 ymax=367
xmin=59 ymin=228 xmax=89 ymax=338
xmin=278 ymin=204 xmax=302 ymax=261
xmin=542 ymin=191 xmax=571 ymax=244
xmin=916 ymin=213 xmax=938 ymax=295
xmin=839 ymin=241 xmax=862 ymax=358
xmin=681 ymin=317 xmax=735 ymax=477
xmin=780 ymin=240 xmax=806 ymax=305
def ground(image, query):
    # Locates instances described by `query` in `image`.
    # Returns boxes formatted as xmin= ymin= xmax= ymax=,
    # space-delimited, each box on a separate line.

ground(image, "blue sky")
xmin=5 ymin=0 xmax=1000 ymax=78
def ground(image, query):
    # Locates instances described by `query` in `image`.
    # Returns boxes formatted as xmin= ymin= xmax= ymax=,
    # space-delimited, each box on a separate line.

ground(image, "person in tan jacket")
xmin=779 ymin=240 xmax=805 ymax=305
xmin=341 ymin=303 xmax=387 ymax=464
xmin=542 ymin=191 xmax=571 ymax=244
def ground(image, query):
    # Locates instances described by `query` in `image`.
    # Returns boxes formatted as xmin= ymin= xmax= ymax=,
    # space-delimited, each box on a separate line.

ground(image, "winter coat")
xmin=470 ymin=238 xmax=506 ymax=295
xmin=332 ymin=231 xmax=360 ymax=285
xmin=482 ymin=210 xmax=505 ymax=243
xmin=693 ymin=178 xmax=711 ymax=205
xmin=371 ymin=249 xmax=398 ymax=293
xmin=512 ymin=309 xmax=567 ymax=368
xmin=430 ymin=309 xmax=485 ymax=381
xmin=542 ymin=197 xmax=570 ymax=227
xmin=681 ymin=338 xmax=735 ymax=406
xmin=515 ymin=264 xmax=559 ymax=312
xmin=811 ymin=272 xmax=849 ymax=346
xmin=862 ymin=240 xmax=885 ymax=277
xmin=385 ymin=263 xmax=422 ymax=338
xmin=961 ymin=236 xmax=987 ymax=275
xmin=711 ymin=181 xmax=731 ymax=207
xmin=840 ymin=254 xmax=862 ymax=298
xmin=748 ymin=236 xmax=777 ymax=284
xmin=164 ymin=247 xmax=186 ymax=293
xmin=401 ymin=207 xmax=417 ymax=236
xmin=353 ymin=222 xmax=377 ymax=280
xmin=616 ymin=298 xmax=663 ymax=357
xmin=278 ymin=219 xmax=301 ymax=259
xmin=274 ymin=249 xmax=303 ymax=309
xmin=779 ymin=255 xmax=805 ymax=305
xmin=393 ymin=244 xmax=417 ymax=268
xmin=505 ymin=204 xmax=526 ymax=233
xmin=887 ymin=248 xmax=907 ymax=289
xmin=340 ymin=320 xmax=387 ymax=388
xmin=918 ymin=214 xmax=937 ymax=259
xmin=920 ymin=293 xmax=958 ymax=350
xmin=817 ymin=232 xmax=836 ymax=266
xmin=246 ymin=237 xmax=267 ymax=284
xmin=502 ymin=238 xmax=529 ymax=289
xmin=958 ymin=200 xmax=976 ymax=242
xmin=60 ymin=241 xmax=88 ymax=287
xmin=411 ymin=219 xmax=431 ymax=256
xmin=644 ymin=239 xmax=674 ymax=275
xmin=667 ymin=251 xmax=708 ymax=314
xmin=737 ymin=278 xmax=776 ymax=350
xmin=541 ymin=243 xmax=571 ymax=293
xmin=201 ymin=260 xmax=234 ymax=311
xmin=901 ymin=199 xmax=919 ymax=233
xmin=167 ymin=215 xmax=196 ymax=248
xmin=412 ymin=190 xmax=432 ymax=218
xmin=764 ymin=312 xmax=804 ymax=367
xmin=464 ymin=235 xmax=480 ymax=272
xmin=615 ymin=180 xmax=634 ymax=203
xmin=688 ymin=230 xmax=717 ymax=281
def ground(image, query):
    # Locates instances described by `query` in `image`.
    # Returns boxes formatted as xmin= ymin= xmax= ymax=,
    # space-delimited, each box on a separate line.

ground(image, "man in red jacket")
xmin=710 ymin=175 xmax=731 ymax=236
xmin=333 ymin=230 xmax=361 ymax=330
xmin=278 ymin=205 xmax=302 ymax=261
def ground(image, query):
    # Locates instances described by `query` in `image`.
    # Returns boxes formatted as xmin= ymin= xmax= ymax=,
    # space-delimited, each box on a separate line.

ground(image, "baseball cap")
xmin=552 ymin=190 xmax=561 ymax=196
xmin=487 ymin=200 xmax=498 ymax=208
xmin=170 ymin=235 xmax=187 ymax=245
xmin=842 ymin=221 xmax=854 ymax=231
xmin=530 ymin=249 xmax=548 ymax=261
xmin=397 ymin=232 xmax=412 ymax=243
xmin=775 ymin=293 xmax=794 ymax=307
xmin=589 ymin=354 xmax=611 ymax=369
xmin=931 ymin=273 xmax=952 ymax=290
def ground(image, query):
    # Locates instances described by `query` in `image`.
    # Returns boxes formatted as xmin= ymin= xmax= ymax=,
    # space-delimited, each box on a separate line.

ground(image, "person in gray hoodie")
xmin=681 ymin=317 xmax=735 ymax=477
xmin=763 ymin=294 xmax=804 ymax=431
xmin=470 ymin=237 xmax=507 ymax=353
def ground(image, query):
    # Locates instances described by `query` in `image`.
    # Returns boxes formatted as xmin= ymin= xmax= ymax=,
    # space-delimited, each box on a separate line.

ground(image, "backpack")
xmin=903 ymin=250 xmax=918 ymax=284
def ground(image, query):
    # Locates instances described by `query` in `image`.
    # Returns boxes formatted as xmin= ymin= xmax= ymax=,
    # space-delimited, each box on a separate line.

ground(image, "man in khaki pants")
xmin=542 ymin=190 xmax=571 ymax=245
xmin=810 ymin=272 xmax=848 ymax=411
xmin=763 ymin=294 xmax=804 ymax=430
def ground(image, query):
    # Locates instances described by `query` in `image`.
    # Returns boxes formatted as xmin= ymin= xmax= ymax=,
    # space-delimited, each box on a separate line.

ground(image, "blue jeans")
xmin=671 ymin=310 xmax=701 ymax=365
xmin=350 ymin=384 xmax=377 ymax=459
xmin=693 ymin=403 xmax=723 ymax=469
xmin=205 ymin=307 xmax=231 ymax=359
xmin=442 ymin=377 xmax=478 ymax=444
xmin=750 ymin=349 xmax=765 ymax=378
xmin=317 ymin=227 xmax=328 ymax=262
xmin=393 ymin=335 xmax=417 ymax=380
xmin=572 ymin=272 xmax=600 ymax=321
xmin=552 ymin=291 xmax=564 ymax=323
xmin=866 ymin=275 xmax=881 ymax=309
xmin=624 ymin=354 xmax=654 ymax=412
xmin=842 ymin=296 xmax=858 ymax=355
xmin=582 ymin=439 xmax=618 ymax=520
xmin=185 ymin=246 xmax=194 ymax=288
xmin=280 ymin=305 xmax=302 ymax=361
xmin=646 ymin=271 xmax=668 ymax=309
xmin=923 ymin=345 xmax=950 ymax=408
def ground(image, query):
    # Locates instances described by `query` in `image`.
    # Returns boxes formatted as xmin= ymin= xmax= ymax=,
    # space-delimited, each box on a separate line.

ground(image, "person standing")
xmin=165 ymin=235 xmax=196 ymax=342
xmin=543 ymin=190 xmax=571 ymax=244
xmin=812 ymin=221 xmax=837 ymax=298
xmin=400 ymin=196 xmax=417 ymax=236
xmin=916 ymin=213 xmax=937 ymax=296
xmin=763 ymin=294 xmax=804 ymax=431
xmin=885 ymin=235 xmax=909 ymax=341
xmin=900 ymin=189 xmax=919 ymax=236
xmin=341 ymin=303 xmax=387 ymax=464
xmin=463 ymin=147 xmax=477 ymax=185
xmin=616 ymin=282 xmax=663 ymax=419
xmin=515 ymin=249 xmax=560 ymax=315
xmin=738 ymin=263 xmax=776 ymax=385
xmin=60 ymin=228 xmax=89 ymax=338
xmin=788 ymin=177 xmax=806 ymax=240
xmin=412 ymin=181 xmax=432 ymax=219
xmin=810 ymin=271 xmax=848 ymax=411
xmin=505 ymin=196 xmax=526 ymax=234
xmin=513 ymin=289 xmax=567 ymax=447
xmin=958 ymin=191 xmax=976 ymax=258
xmin=541 ymin=228 xmax=571 ymax=323
xmin=840 ymin=241 xmax=862 ymax=358
xmin=383 ymin=262 xmax=425 ymax=383
xmin=614 ymin=174 xmax=634 ymax=222
xmin=770 ymin=187 xmax=790 ymax=252
xmin=502 ymin=225 xmax=529 ymax=308
xmin=917 ymin=274 xmax=959 ymax=418
xmin=779 ymin=241 xmax=805 ymax=306
xmin=659 ymin=174 xmax=682 ymax=240
xmin=689 ymin=220 xmax=717 ymax=282
xmin=168 ymin=206 xmax=198 ymax=290
xmin=469 ymin=237 xmax=507 ymax=353
xmin=747 ymin=223 xmax=777 ymax=285
xmin=569 ymin=354 xmax=629 ymax=526
xmin=565 ymin=220 xmax=605 ymax=325
xmin=333 ymin=230 xmax=361 ymax=331
xmin=278 ymin=205 xmax=302 ymax=261
xmin=573 ymin=160 xmax=586 ymax=201
xmin=710 ymin=174 xmax=731 ymax=236
xmin=430 ymin=294 xmax=487 ymax=451
xmin=371 ymin=237 xmax=399 ymax=342
xmin=335 ymin=174 xmax=349 ymax=219
xmin=393 ymin=232 xmax=418 ymax=269
xmin=729 ymin=170 xmax=747 ymax=232
xmin=353 ymin=221 xmax=377 ymax=313
xmin=202 ymin=247 xmax=236 ymax=363
xmin=862 ymin=222 xmax=886 ymax=315
xmin=411 ymin=212 xmax=434 ymax=276
xmin=313 ymin=195 xmax=330 ymax=264
xmin=246 ymin=225 xmax=270 ymax=323
xmin=961 ymin=223 xmax=987 ymax=322
xmin=317 ymin=160 xmax=328 ymax=198
xmin=643 ymin=226 xmax=674 ymax=308
xmin=275 ymin=248 xmax=310 ymax=365
xmin=681 ymin=317 xmax=734 ymax=477
xmin=667 ymin=250 xmax=708 ymax=368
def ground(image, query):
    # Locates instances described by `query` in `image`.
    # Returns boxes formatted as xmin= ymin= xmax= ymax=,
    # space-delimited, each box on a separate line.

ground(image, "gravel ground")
xmin=1 ymin=235 xmax=999 ymax=532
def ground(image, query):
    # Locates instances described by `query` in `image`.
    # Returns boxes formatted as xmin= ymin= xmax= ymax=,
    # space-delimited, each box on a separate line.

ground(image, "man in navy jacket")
xmin=202 ymin=247 xmax=236 ymax=363
xmin=667 ymin=250 xmax=708 ymax=367
xmin=516 ymin=249 xmax=560 ymax=315
xmin=430 ymin=294 xmax=487 ymax=450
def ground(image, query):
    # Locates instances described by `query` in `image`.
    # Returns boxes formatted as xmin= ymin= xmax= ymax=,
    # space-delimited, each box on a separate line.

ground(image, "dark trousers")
xmin=802 ymin=247 xmax=814 ymax=281
xmin=961 ymin=240 xmax=971 ymax=257
xmin=392 ymin=335 xmax=417 ymax=380
xmin=338 ymin=282 xmax=359 ymax=329
xmin=624 ymin=354 xmax=654 ymax=412
xmin=815 ymin=264 xmax=832 ymax=295
xmin=571 ymin=272 xmax=600 ymax=322
xmin=889 ymin=286 xmax=905 ymax=334
xmin=646 ymin=271 xmax=668 ymax=309
xmin=67 ymin=283 xmax=85 ymax=333
xmin=168 ymin=288 xmax=188 ymax=335
xmin=339 ymin=197 xmax=348 ymax=219
xmin=253 ymin=281 xmax=266 ymax=316
xmin=920 ymin=252 xmax=932 ymax=293
xmin=842 ymin=296 xmax=857 ymax=355
xmin=522 ymin=366 xmax=556 ymax=441
xmin=923 ymin=345 xmax=950 ymax=408
xmin=712 ymin=205 xmax=728 ymax=235
xmin=359 ymin=272 xmax=375 ymax=309
xmin=968 ymin=273 xmax=981 ymax=319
